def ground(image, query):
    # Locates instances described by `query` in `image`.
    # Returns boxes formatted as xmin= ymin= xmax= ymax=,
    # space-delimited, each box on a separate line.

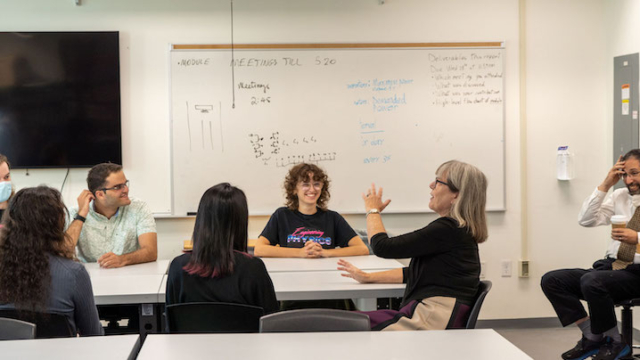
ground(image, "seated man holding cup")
xmin=541 ymin=149 xmax=640 ymax=360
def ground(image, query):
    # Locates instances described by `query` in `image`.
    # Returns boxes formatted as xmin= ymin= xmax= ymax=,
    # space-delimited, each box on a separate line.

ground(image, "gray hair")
xmin=436 ymin=160 xmax=488 ymax=243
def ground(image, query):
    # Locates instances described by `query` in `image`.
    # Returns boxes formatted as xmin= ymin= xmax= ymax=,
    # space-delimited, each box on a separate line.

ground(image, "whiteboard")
xmin=170 ymin=43 xmax=505 ymax=216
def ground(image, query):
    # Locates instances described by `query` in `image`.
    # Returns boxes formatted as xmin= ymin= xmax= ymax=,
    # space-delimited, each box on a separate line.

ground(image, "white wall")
xmin=3 ymin=0 xmax=630 ymax=321
xmin=524 ymin=0 xmax=608 ymax=320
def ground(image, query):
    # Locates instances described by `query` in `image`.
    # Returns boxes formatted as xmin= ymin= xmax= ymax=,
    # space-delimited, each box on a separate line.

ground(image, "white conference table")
xmin=0 ymin=334 xmax=140 ymax=360
xmin=86 ymin=257 xmax=403 ymax=309
xmin=269 ymin=270 xmax=405 ymax=301
xmin=85 ymin=260 xmax=169 ymax=305
xmin=157 ymin=256 xmax=406 ymax=308
xmin=261 ymin=255 xmax=404 ymax=273
xmin=137 ymin=330 xmax=532 ymax=360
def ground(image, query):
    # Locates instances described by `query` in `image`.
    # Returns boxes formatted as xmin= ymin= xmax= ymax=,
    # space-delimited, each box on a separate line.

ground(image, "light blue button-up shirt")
xmin=67 ymin=198 xmax=156 ymax=263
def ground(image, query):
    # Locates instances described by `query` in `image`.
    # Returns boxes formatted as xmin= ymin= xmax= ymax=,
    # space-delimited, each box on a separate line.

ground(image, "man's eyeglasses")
xmin=622 ymin=171 xmax=640 ymax=180
xmin=101 ymin=180 xmax=129 ymax=193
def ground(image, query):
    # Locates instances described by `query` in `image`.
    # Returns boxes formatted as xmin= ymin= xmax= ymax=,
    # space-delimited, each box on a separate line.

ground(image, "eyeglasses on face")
xmin=623 ymin=170 xmax=640 ymax=179
xmin=432 ymin=178 xmax=458 ymax=192
xmin=101 ymin=180 xmax=130 ymax=193
xmin=299 ymin=181 xmax=323 ymax=190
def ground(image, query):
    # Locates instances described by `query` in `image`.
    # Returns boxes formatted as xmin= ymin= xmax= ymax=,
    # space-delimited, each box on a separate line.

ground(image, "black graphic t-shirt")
xmin=260 ymin=207 xmax=357 ymax=249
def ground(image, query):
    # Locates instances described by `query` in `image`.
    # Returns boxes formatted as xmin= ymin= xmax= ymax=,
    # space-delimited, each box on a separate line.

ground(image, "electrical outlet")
xmin=519 ymin=260 xmax=530 ymax=278
xmin=480 ymin=261 xmax=486 ymax=279
xmin=501 ymin=260 xmax=512 ymax=277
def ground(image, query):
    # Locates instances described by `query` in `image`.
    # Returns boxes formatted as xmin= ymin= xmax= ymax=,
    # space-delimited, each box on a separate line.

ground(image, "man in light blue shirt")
xmin=66 ymin=163 xmax=157 ymax=268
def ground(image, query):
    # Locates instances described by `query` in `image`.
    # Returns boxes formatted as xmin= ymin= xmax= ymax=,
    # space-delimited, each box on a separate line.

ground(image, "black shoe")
xmin=562 ymin=337 xmax=606 ymax=360
xmin=593 ymin=342 xmax=631 ymax=360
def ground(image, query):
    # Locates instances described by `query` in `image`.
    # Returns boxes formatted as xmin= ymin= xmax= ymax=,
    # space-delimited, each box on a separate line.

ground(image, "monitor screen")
xmin=0 ymin=31 xmax=122 ymax=168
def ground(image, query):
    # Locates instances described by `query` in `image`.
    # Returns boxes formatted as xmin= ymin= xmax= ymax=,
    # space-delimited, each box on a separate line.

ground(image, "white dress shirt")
xmin=578 ymin=187 xmax=640 ymax=263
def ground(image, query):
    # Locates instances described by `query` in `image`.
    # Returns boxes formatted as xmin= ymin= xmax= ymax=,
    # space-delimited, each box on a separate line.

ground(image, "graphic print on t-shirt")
xmin=286 ymin=227 xmax=333 ymax=247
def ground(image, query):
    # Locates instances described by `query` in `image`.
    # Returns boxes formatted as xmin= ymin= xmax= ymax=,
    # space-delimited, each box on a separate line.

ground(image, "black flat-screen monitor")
xmin=0 ymin=31 xmax=122 ymax=168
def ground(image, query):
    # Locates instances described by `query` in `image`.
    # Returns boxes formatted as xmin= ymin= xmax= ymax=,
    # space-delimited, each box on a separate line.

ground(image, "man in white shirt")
xmin=541 ymin=150 xmax=640 ymax=360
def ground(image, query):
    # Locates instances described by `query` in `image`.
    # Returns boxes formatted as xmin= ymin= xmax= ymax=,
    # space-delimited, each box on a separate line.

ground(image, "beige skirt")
xmin=381 ymin=296 xmax=457 ymax=331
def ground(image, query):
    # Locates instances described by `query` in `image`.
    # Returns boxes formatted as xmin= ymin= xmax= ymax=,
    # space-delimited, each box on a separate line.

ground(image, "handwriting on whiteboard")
xmin=428 ymin=51 xmax=503 ymax=108
xmin=248 ymin=132 xmax=335 ymax=167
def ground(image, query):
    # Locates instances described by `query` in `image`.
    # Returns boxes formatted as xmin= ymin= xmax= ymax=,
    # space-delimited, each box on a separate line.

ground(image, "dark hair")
xmin=87 ymin=163 xmax=123 ymax=193
xmin=623 ymin=149 xmax=640 ymax=162
xmin=0 ymin=186 xmax=74 ymax=310
xmin=284 ymin=163 xmax=331 ymax=211
xmin=183 ymin=183 xmax=249 ymax=278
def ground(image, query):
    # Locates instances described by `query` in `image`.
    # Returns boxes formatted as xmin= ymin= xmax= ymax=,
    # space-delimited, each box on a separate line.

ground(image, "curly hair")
xmin=284 ymin=163 xmax=331 ymax=211
xmin=0 ymin=186 xmax=74 ymax=310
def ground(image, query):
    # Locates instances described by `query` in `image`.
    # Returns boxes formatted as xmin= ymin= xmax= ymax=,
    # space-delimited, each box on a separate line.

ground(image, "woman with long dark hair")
xmin=0 ymin=186 xmax=103 ymax=335
xmin=166 ymin=183 xmax=277 ymax=313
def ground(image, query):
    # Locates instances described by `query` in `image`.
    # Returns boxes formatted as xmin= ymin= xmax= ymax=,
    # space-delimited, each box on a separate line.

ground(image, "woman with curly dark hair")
xmin=0 ymin=186 xmax=103 ymax=336
xmin=254 ymin=163 xmax=368 ymax=258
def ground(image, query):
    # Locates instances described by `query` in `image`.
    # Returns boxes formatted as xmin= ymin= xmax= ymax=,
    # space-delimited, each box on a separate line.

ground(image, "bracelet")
xmin=74 ymin=214 xmax=86 ymax=223
xmin=366 ymin=209 xmax=380 ymax=217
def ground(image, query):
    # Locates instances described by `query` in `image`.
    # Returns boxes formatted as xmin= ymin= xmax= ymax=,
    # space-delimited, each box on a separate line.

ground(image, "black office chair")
xmin=464 ymin=280 xmax=493 ymax=329
xmin=165 ymin=302 xmax=264 ymax=334
xmin=617 ymin=298 xmax=640 ymax=359
xmin=0 ymin=309 xmax=73 ymax=338
xmin=447 ymin=280 xmax=492 ymax=329
xmin=259 ymin=308 xmax=370 ymax=333
xmin=0 ymin=317 xmax=36 ymax=340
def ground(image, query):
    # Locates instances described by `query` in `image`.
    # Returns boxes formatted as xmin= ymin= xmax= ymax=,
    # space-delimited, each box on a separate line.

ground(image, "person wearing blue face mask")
xmin=0 ymin=154 xmax=14 ymax=223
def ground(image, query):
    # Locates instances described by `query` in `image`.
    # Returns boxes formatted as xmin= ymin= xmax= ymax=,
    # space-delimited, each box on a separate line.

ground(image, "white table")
xmin=84 ymin=260 xmax=170 ymax=277
xmin=85 ymin=260 xmax=169 ymax=305
xmin=137 ymin=330 xmax=532 ymax=360
xmin=84 ymin=261 xmax=170 ymax=335
xmin=269 ymin=270 xmax=405 ymax=301
xmin=157 ymin=268 xmax=405 ymax=309
xmin=261 ymin=255 xmax=404 ymax=273
xmin=0 ymin=334 xmax=140 ymax=360
xmin=90 ymin=275 xmax=165 ymax=305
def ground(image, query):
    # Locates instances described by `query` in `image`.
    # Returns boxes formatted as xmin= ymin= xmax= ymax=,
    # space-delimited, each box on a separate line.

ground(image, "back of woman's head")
xmin=0 ymin=186 xmax=72 ymax=310
xmin=436 ymin=160 xmax=488 ymax=243
xmin=184 ymin=183 xmax=249 ymax=278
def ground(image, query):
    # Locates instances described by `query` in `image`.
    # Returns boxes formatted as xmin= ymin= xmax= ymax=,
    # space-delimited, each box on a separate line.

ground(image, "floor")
xmin=481 ymin=319 xmax=638 ymax=360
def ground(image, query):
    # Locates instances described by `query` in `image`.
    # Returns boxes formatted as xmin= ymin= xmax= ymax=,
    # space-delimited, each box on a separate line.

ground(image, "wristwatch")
xmin=366 ymin=209 xmax=381 ymax=217
xmin=74 ymin=214 xmax=86 ymax=223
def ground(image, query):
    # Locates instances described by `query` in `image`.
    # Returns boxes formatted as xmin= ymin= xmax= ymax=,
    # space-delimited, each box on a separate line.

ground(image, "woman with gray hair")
xmin=338 ymin=160 xmax=488 ymax=330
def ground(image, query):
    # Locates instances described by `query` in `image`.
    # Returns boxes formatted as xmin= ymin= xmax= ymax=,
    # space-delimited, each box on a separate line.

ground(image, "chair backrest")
xmin=0 ymin=309 xmax=74 ymax=338
xmin=0 ymin=317 xmax=36 ymax=340
xmin=259 ymin=309 xmax=370 ymax=333
xmin=465 ymin=280 xmax=492 ymax=329
xmin=166 ymin=302 xmax=264 ymax=334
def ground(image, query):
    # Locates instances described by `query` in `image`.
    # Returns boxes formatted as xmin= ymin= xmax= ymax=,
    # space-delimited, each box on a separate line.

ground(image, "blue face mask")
xmin=0 ymin=181 xmax=12 ymax=203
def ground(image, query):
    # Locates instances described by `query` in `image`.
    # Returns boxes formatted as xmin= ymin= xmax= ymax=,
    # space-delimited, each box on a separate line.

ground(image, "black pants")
xmin=541 ymin=259 xmax=640 ymax=334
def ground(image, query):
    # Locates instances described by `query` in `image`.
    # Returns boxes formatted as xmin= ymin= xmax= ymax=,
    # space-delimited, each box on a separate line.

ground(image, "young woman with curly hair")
xmin=254 ymin=163 xmax=369 ymax=258
xmin=0 ymin=186 xmax=103 ymax=336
